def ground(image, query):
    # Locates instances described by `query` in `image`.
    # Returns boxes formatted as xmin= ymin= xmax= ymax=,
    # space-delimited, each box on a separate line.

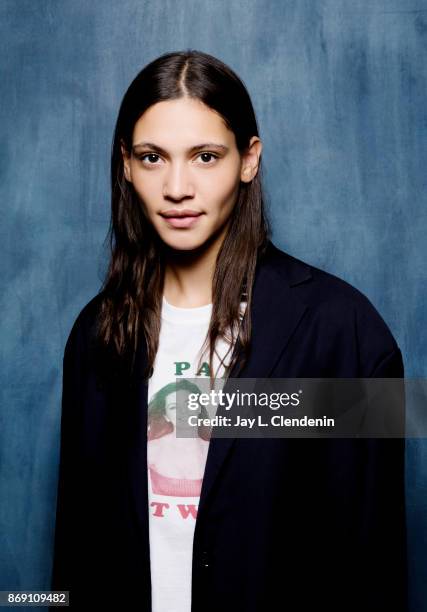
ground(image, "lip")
xmin=159 ymin=209 xmax=204 ymax=229
xmin=160 ymin=209 xmax=203 ymax=218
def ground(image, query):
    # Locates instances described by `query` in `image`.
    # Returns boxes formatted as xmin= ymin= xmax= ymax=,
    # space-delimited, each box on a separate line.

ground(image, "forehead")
xmin=132 ymin=97 xmax=234 ymax=147
xmin=165 ymin=393 xmax=177 ymax=407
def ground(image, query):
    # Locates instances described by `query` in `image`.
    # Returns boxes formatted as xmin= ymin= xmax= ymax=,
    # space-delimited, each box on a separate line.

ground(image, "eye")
xmin=138 ymin=153 xmax=161 ymax=164
xmin=197 ymin=152 xmax=219 ymax=164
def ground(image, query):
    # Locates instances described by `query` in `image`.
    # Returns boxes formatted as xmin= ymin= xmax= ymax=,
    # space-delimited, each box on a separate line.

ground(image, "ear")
xmin=121 ymin=140 xmax=132 ymax=182
xmin=240 ymin=136 xmax=263 ymax=183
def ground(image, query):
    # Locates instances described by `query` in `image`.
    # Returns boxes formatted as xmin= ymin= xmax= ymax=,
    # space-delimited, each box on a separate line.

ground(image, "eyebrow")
xmin=132 ymin=141 xmax=229 ymax=155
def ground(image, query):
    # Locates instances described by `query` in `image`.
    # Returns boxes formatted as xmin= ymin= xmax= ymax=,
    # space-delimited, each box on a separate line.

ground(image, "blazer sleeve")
xmin=50 ymin=312 xmax=89 ymax=603
xmin=358 ymin=340 xmax=408 ymax=610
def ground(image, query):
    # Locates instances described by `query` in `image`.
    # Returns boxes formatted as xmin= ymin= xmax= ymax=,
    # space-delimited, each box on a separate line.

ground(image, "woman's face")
xmin=122 ymin=97 xmax=262 ymax=251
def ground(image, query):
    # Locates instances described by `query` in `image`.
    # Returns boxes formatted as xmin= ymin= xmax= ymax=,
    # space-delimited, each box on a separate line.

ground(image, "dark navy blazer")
xmin=50 ymin=240 xmax=407 ymax=611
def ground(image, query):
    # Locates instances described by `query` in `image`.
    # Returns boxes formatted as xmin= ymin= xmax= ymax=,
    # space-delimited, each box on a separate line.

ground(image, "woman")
xmin=147 ymin=379 xmax=210 ymax=491
xmin=50 ymin=50 xmax=407 ymax=611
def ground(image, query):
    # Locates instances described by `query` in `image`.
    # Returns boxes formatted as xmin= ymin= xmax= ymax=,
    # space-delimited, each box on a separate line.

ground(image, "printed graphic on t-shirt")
xmin=148 ymin=378 xmax=210 ymax=499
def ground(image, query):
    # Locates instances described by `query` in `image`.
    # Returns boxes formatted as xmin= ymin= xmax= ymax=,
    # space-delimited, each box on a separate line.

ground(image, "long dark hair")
xmin=96 ymin=49 xmax=271 ymax=386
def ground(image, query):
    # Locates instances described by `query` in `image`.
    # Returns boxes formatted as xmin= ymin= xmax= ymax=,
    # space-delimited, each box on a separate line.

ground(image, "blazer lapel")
xmin=197 ymin=242 xmax=312 ymax=518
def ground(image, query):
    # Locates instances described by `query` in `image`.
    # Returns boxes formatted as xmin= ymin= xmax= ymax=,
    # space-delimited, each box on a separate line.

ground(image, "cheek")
xmin=131 ymin=172 xmax=156 ymax=199
xmin=203 ymin=167 xmax=241 ymax=210
xmin=130 ymin=175 xmax=159 ymax=217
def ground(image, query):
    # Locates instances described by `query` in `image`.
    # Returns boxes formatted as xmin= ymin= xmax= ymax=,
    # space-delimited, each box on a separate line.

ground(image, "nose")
xmin=163 ymin=162 xmax=195 ymax=200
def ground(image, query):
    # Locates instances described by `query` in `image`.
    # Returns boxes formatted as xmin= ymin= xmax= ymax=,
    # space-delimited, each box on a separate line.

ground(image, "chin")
xmin=160 ymin=232 xmax=208 ymax=252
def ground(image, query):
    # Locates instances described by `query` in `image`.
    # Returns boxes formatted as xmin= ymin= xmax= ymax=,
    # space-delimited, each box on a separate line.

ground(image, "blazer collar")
xmin=226 ymin=240 xmax=312 ymax=378
xmin=125 ymin=240 xmax=312 ymax=532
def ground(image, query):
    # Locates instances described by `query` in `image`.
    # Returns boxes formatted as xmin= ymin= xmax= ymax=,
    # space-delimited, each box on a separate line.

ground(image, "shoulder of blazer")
xmin=65 ymin=292 xmax=104 ymax=344
xmin=267 ymin=240 xmax=391 ymax=311
xmin=62 ymin=292 xmax=106 ymax=378
xmin=65 ymin=291 xmax=145 ymax=389
xmin=265 ymin=241 xmax=403 ymax=375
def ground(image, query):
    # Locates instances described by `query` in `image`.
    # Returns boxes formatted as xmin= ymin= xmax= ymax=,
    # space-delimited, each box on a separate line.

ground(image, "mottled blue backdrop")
xmin=1 ymin=1 xmax=426 ymax=610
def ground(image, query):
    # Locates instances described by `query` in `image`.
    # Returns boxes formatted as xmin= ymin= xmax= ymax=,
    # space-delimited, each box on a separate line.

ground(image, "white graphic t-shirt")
xmin=147 ymin=295 xmax=245 ymax=612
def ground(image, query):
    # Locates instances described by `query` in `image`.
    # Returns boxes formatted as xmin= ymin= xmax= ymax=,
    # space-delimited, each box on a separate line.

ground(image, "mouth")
xmin=159 ymin=209 xmax=204 ymax=229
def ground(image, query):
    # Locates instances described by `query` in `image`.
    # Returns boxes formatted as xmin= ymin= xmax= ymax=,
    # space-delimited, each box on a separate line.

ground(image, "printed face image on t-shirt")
xmin=147 ymin=380 xmax=210 ymax=497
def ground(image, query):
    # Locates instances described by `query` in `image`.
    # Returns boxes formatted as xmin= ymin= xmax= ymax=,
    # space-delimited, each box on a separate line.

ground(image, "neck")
xmin=162 ymin=226 xmax=227 ymax=308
